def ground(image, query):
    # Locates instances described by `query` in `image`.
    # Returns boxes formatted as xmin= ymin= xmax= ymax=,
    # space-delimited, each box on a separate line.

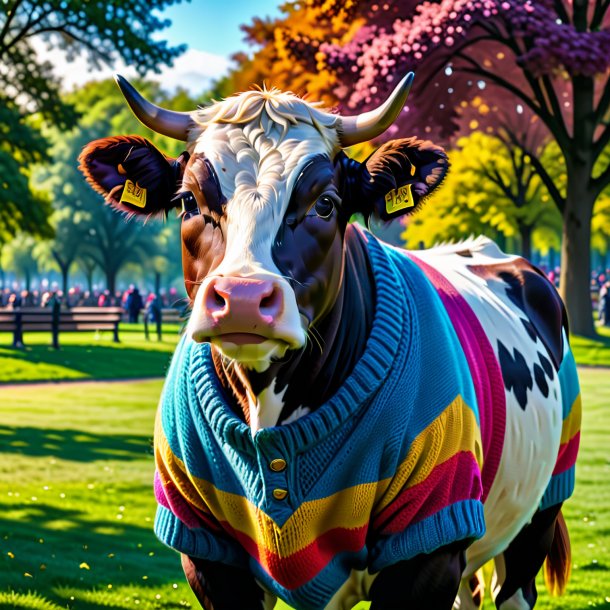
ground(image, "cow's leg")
xmin=181 ymin=554 xmax=273 ymax=610
xmin=369 ymin=541 xmax=467 ymax=610
xmin=492 ymin=504 xmax=562 ymax=609
xmin=454 ymin=569 xmax=485 ymax=609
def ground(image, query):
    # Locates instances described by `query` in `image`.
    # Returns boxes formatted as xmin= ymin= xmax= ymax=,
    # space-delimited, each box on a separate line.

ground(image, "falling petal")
xmin=79 ymin=562 xmax=90 ymax=570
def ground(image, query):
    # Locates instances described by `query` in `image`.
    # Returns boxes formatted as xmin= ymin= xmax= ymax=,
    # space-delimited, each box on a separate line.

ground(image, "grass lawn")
xmin=0 ymin=370 xmax=608 ymax=609
xmin=0 ymin=325 xmax=181 ymax=384
xmin=571 ymin=325 xmax=610 ymax=367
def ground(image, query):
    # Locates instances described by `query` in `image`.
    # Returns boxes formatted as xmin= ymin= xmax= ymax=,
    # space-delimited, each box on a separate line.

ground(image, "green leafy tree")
xmin=0 ymin=0 xmax=186 ymax=242
xmin=41 ymin=78 xmax=196 ymax=294
xmin=404 ymin=131 xmax=561 ymax=256
xmin=2 ymin=234 xmax=40 ymax=291
xmin=34 ymin=206 xmax=86 ymax=296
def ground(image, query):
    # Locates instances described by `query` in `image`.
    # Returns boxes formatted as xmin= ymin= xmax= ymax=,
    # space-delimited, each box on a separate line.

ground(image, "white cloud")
xmin=33 ymin=41 xmax=232 ymax=96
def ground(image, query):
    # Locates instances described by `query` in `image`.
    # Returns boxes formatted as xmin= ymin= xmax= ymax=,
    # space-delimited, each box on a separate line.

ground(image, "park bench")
xmin=0 ymin=307 xmax=123 ymax=348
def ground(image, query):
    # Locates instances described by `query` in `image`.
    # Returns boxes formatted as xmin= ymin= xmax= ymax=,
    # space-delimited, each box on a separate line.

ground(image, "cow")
xmin=78 ymin=72 xmax=580 ymax=610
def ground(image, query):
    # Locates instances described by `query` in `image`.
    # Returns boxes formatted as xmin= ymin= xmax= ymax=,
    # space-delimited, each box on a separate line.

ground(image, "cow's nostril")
xmin=260 ymin=287 xmax=282 ymax=315
xmin=213 ymin=290 xmax=226 ymax=308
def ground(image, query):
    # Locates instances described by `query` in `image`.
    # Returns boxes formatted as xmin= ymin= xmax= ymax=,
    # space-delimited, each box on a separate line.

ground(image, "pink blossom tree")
xmin=316 ymin=0 xmax=610 ymax=337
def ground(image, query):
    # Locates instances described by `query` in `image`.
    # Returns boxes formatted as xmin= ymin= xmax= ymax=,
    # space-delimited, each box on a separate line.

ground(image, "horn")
xmin=114 ymin=74 xmax=194 ymax=141
xmin=337 ymin=72 xmax=415 ymax=147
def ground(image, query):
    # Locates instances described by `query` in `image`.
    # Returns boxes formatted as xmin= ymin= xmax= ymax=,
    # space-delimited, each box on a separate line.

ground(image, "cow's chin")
xmin=210 ymin=336 xmax=291 ymax=372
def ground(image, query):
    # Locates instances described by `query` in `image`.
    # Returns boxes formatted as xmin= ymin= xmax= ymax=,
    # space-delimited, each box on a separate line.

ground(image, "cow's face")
xmin=79 ymin=74 xmax=448 ymax=372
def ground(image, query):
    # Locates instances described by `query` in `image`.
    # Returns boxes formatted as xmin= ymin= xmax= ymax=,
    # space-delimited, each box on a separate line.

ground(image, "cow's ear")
xmin=78 ymin=135 xmax=188 ymax=217
xmin=351 ymin=137 xmax=448 ymax=222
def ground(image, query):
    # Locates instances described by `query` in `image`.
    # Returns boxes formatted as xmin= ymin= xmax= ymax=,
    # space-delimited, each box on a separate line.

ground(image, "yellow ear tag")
xmin=385 ymin=183 xmax=415 ymax=214
xmin=120 ymin=179 xmax=147 ymax=208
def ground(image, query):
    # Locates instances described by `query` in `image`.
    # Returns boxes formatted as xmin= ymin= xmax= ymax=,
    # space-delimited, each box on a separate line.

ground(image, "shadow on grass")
xmin=0 ymin=343 xmax=174 ymax=381
xmin=0 ymin=500 xmax=191 ymax=609
xmin=0 ymin=425 xmax=151 ymax=461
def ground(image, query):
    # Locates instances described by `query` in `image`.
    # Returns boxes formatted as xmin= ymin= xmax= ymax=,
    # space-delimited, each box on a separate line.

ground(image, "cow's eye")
xmin=314 ymin=195 xmax=334 ymax=219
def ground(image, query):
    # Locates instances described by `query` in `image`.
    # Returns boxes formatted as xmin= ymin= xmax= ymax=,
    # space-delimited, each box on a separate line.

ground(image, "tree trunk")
xmin=155 ymin=271 xmax=161 ymax=295
xmin=86 ymin=269 xmax=94 ymax=293
xmin=61 ymin=266 xmax=69 ymax=304
xmin=107 ymin=270 xmax=117 ymax=295
xmin=559 ymin=173 xmax=596 ymax=338
xmin=25 ymin=270 xmax=31 ymax=292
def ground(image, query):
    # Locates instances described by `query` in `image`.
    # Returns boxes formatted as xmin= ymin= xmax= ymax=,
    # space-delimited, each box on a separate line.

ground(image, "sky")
xmin=41 ymin=0 xmax=283 ymax=95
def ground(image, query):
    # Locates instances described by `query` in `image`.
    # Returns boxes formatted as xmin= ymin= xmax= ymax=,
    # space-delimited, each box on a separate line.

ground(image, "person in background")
xmin=599 ymin=280 xmax=610 ymax=326
xmin=126 ymin=286 xmax=143 ymax=323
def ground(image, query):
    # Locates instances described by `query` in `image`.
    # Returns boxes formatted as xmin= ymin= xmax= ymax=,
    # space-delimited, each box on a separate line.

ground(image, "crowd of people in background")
xmin=0 ymin=285 xmax=182 ymax=324
xmin=2 ymin=266 xmax=610 ymax=325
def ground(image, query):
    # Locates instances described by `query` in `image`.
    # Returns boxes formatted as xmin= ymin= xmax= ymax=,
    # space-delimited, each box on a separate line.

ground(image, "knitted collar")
xmin=189 ymin=229 xmax=411 ymax=454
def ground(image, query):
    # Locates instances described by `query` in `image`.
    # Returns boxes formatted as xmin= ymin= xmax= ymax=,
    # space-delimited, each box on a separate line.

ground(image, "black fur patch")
xmin=533 ymin=363 xmax=549 ymax=397
xmin=498 ymin=340 xmax=533 ymax=410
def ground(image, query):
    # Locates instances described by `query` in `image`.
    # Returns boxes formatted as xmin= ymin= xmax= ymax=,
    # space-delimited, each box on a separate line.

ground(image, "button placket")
xmin=255 ymin=435 xmax=291 ymax=511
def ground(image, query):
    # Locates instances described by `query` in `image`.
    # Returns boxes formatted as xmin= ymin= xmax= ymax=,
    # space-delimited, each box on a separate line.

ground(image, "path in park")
xmin=0 ymin=376 xmax=165 ymax=390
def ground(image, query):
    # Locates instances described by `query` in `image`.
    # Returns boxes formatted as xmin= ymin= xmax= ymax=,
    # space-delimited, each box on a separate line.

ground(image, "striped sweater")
xmin=152 ymin=233 xmax=574 ymax=609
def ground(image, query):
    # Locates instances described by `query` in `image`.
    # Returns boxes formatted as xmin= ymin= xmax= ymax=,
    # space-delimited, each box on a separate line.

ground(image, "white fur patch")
xmin=249 ymin=383 xmax=288 ymax=436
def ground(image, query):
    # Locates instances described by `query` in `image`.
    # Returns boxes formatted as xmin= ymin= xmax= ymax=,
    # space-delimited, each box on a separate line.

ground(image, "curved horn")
xmin=114 ymin=74 xmax=194 ymax=141
xmin=337 ymin=72 xmax=415 ymax=147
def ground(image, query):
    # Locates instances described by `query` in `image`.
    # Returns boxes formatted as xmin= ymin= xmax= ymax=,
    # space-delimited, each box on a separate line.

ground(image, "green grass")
xmin=0 ymin=371 xmax=608 ymax=609
xmin=0 ymin=325 xmax=181 ymax=384
xmin=570 ymin=325 xmax=610 ymax=367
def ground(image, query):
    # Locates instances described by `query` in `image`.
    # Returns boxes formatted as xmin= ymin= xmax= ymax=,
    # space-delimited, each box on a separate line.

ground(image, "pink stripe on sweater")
xmin=407 ymin=253 xmax=506 ymax=501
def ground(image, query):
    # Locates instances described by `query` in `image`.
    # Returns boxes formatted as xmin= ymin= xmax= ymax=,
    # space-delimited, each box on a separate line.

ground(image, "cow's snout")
xmin=203 ymin=277 xmax=284 ymax=337
xmin=189 ymin=274 xmax=306 ymax=367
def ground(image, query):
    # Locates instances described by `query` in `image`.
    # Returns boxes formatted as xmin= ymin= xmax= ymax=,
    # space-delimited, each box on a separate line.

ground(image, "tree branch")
xmin=593 ymin=74 xmax=610 ymax=127
xmin=2 ymin=5 xmax=54 ymax=56
xmin=593 ymin=122 xmax=610 ymax=160
xmin=591 ymin=0 xmax=610 ymax=29
xmin=506 ymin=132 xmax=567 ymax=214
xmin=453 ymin=53 xmax=542 ymax=116
xmin=0 ymin=0 xmax=27 ymax=52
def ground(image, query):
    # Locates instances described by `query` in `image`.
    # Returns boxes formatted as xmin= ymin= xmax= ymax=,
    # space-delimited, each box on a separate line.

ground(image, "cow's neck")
xmin=212 ymin=227 xmax=375 ymax=434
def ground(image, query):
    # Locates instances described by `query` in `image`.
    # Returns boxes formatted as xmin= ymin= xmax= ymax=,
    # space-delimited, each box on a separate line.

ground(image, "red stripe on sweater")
xmin=553 ymin=431 xmax=580 ymax=475
xmin=221 ymin=522 xmax=368 ymax=590
xmin=373 ymin=451 xmax=482 ymax=535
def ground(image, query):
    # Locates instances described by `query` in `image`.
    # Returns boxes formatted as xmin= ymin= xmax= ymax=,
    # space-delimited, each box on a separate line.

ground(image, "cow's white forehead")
xmin=189 ymin=89 xmax=340 ymax=202
xmin=187 ymin=90 xmax=341 ymax=275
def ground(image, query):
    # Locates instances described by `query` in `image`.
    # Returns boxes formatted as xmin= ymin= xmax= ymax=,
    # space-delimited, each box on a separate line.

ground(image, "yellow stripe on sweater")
xmin=560 ymin=393 xmax=581 ymax=444
xmin=374 ymin=395 xmax=483 ymax=514
xmin=155 ymin=394 xmax=481 ymax=557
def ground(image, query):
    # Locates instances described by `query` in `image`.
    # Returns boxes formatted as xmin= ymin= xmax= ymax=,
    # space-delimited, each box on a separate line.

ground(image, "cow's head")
xmin=79 ymin=73 xmax=448 ymax=372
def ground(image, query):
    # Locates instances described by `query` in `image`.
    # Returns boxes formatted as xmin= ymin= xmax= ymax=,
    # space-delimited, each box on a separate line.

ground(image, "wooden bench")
xmin=0 ymin=307 xmax=123 ymax=348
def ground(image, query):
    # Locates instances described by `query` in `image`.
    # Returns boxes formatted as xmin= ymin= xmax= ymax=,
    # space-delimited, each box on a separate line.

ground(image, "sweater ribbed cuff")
xmin=540 ymin=467 xmax=575 ymax=511
xmin=370 ymin=499 xmax=486 ymax=573
xmin=154 ymin=505 xmax=247 ymax=567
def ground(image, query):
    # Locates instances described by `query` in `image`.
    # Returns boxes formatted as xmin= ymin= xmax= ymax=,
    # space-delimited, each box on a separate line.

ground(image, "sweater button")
xmin=273 ymin=488 xmax=288 ymax=501
xmin=269 ymin=458 xmax=287 ymax=472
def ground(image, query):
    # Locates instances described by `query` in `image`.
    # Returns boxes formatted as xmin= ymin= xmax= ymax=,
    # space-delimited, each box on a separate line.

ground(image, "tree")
xmin=0 ymin=0 xmax=186 ymax=242
xmin=34 ymin=207 xmax=86 ymax=296
xmin=214 ymin=1 xmax=362 ymax=102
xmin=403 ymin=131 xmax=562 ymax=257
xmin=40 ymin=78 xmax=197 ymax=294
xmin=2 ymin=235 xmax=40 ymax=291
xmin=0 ymin=101 xmax=54 ymax=244
xmin=312 ymin=0 xmax=610 ymax=337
